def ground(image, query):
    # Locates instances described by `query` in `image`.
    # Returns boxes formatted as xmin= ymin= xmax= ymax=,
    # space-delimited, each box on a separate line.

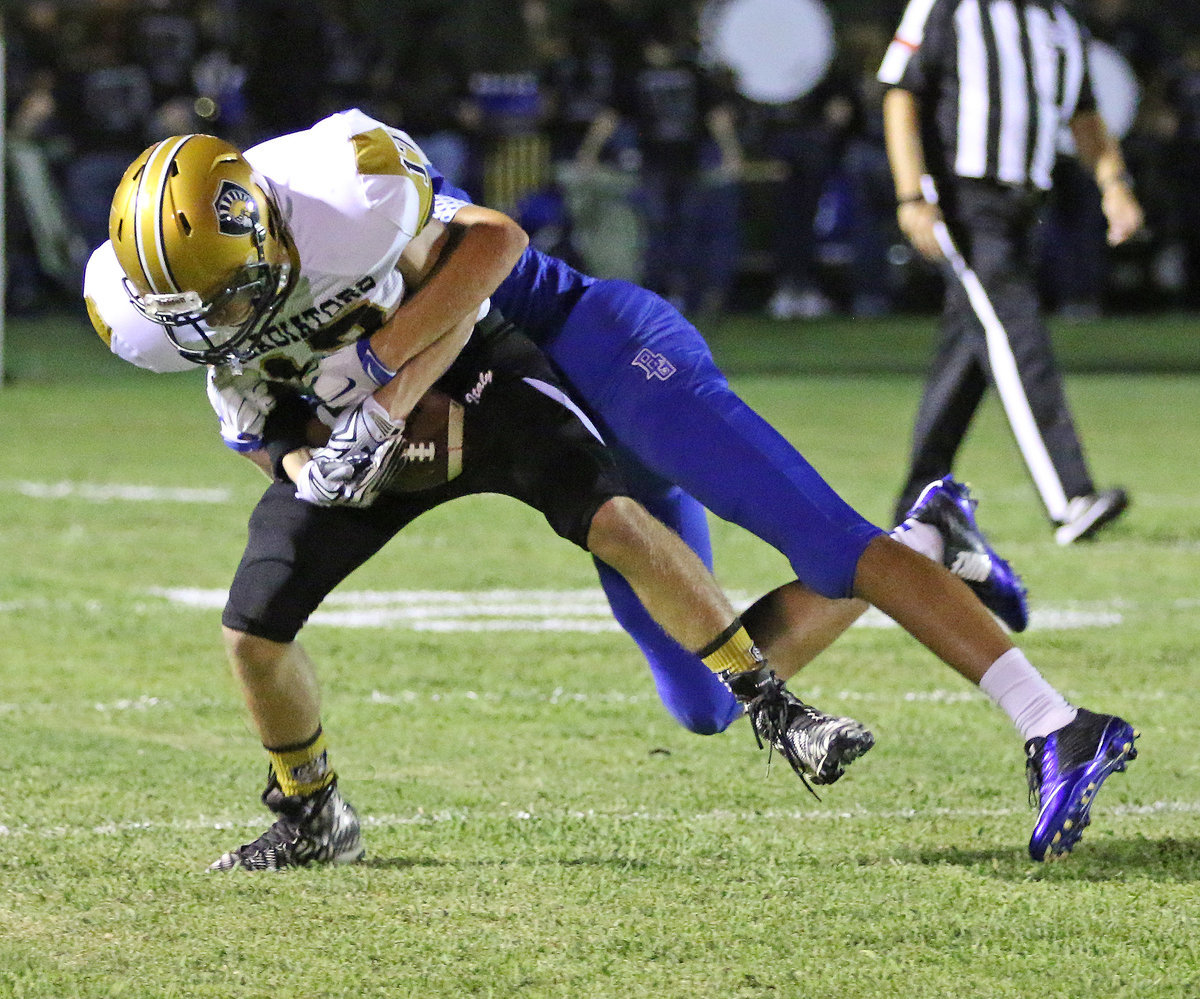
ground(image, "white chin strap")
xmin=140 ymin=289 xmax=205 ymax=319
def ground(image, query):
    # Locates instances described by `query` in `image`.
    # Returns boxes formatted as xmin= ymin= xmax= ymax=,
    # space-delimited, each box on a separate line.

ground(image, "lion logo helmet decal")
xmin=214 ymin=179 xmax=259 ymax=236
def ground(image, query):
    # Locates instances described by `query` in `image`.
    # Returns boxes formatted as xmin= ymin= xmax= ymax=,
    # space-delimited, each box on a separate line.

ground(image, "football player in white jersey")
xmin=87 ymin=110 xmax=500 ymax=458
xmin=85 ymin=111 xmax=875 ymax=870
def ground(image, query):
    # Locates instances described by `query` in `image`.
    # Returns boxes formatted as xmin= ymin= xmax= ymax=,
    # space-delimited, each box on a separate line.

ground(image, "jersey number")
xmin=352 ymin=126 xmax=434 ymax=230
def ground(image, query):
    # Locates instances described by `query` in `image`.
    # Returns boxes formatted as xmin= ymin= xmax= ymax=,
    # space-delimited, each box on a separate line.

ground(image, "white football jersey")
xmin=84 ymin=108 xmax=438 ymax=451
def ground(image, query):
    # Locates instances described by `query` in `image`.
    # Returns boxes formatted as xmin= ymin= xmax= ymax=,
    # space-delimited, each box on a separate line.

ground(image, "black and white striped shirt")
xmin=878 ymin=0 xmax=1096 ymax=190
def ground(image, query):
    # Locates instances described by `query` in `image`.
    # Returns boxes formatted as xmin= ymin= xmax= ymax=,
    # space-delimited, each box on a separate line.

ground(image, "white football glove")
xmin=295 ymin=436 xmax=405 ymax=506
xmin=294 ymin=396 xmax=406 ymax=507
xmin=308 ymin=339 xmax=396 ymax=417
xmin=206 ymin=367 xmax=274 ymax=451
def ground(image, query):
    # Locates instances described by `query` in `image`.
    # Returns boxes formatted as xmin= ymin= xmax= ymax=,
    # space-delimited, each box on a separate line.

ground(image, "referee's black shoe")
xmin=1054 ymin=488 xmax=1129 ymax=545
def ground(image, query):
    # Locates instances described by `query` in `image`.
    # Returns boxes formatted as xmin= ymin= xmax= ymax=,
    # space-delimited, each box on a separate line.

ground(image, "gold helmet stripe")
xmin=134 ymin=134 xmax=196 ymax=296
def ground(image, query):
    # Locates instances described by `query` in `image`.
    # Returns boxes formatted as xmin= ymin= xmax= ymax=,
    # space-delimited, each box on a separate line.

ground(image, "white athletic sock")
xmin=978 ymin=648 xmax=1077 ymax=741
xmin=890 ymin=519 xmax=944 ymax=563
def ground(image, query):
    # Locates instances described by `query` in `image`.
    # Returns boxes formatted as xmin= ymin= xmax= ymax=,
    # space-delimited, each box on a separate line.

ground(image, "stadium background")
xmin=7 ymin=0 xmax=1200 ymax=328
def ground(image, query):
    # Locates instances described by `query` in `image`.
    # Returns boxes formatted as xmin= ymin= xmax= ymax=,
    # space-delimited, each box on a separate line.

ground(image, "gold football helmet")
xmin=109 ymin=134 xmax=296 ymax=365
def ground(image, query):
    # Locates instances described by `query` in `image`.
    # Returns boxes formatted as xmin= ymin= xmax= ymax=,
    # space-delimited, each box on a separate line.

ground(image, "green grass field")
xmin=1 ymin=310 xmax=1198 ymax=998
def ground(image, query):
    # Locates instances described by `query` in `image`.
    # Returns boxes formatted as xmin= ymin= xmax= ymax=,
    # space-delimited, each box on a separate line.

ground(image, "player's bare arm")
xmin=369 ymin=309 xmax=475 ymax=421
xmin=366 ymin=205 xmax=528 ymax=373
xmin=294 ymin=207 xmax=529 ymax=491
xmin=255 ymin=210 xmax=519 ymax=486
xmin=239 ymin=448 xmax=277 ymax=479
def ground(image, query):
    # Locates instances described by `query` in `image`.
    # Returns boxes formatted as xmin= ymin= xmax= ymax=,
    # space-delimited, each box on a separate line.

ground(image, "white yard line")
xmin=14 ymin=478 xmax=1200 ymax=508
xmin=0 ymin=799 xmax=1194 ymax=840
xmin=8 ymin=480 xmax=233 ymax=503
xmin=144 ymin=587 xmax=1130 ymax=633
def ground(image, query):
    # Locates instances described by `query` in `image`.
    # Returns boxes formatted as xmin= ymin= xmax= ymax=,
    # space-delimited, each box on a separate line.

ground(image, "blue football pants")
xmin=543 ymin=280 xmax=884 ymax=734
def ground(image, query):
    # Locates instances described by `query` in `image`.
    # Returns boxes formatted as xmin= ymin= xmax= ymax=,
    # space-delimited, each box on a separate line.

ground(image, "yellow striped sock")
xmin=266 ymin=727 xmax=335 ymax=798
xmin=698 ymin=621 xmax=764 ymax=676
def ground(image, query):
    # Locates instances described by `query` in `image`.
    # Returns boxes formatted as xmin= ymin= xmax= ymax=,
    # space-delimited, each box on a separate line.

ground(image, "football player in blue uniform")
xmin=431 ymin=180 xmax=1020 ymax=721
xmin=410 ymin=177 xmax=1137 ymax=861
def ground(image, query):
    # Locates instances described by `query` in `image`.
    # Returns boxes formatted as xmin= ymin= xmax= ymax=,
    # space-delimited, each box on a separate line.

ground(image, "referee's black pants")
xmin=894 ymin=179 xmax=1095 ymax=524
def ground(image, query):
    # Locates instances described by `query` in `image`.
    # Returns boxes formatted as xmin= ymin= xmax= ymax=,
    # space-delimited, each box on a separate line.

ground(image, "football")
xmin=382 ymin=388 xmax=465 ymax=493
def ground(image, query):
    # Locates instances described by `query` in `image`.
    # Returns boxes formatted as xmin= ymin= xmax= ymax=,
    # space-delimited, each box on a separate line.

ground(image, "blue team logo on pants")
xmin=632 ymin=348 xmax=677 ymax=381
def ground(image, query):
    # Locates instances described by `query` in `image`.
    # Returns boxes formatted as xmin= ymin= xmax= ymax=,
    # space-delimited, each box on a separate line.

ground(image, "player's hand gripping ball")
xmin=297 ymin=389 xmax=464 ymax=500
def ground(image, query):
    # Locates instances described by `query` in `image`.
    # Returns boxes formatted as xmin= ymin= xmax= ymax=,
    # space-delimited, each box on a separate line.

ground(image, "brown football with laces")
xmin=380 ymin=388 xmax=465 ymax=493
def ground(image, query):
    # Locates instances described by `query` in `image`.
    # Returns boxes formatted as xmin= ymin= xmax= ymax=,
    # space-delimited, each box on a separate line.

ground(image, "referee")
xmin=879 ymin=0 xmax=1144 ymax=544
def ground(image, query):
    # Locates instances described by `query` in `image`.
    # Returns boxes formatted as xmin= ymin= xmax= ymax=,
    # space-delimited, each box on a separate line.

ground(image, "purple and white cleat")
xmin=902 ymin=475 xmax=1029 ymax=632
xmin=1025 ymin=708 xmax=1138 ymax=861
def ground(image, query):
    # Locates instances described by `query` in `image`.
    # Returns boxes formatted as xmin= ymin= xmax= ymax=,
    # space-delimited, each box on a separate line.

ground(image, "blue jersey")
xmin=493 ymin=242 xmax=596 ymax=344
xmin=434 ymin=178 xmax=595 ymax=343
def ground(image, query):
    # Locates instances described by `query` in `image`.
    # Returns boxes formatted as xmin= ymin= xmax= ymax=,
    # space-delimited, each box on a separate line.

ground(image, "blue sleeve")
xmin=431 ymin=170 xmax=474 ymax=205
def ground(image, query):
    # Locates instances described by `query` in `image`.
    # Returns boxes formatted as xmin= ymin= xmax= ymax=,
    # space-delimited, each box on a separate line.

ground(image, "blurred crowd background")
xmin=7 ymin=0 xmax=1200 ymax=320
